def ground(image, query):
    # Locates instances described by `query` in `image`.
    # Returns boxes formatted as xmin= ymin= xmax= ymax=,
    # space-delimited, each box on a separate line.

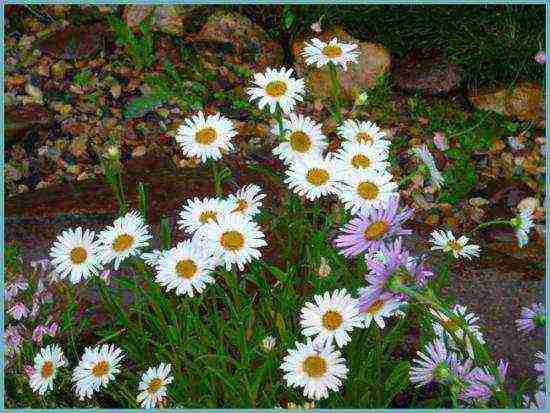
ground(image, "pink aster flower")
xmin=32 ymin=324 xmax=49 ymax=344
xmin=433 ymin=131 xmax=448 ymax=151
xmin=48 ymin=322 xmax=59 ymax=337
xmin=516 ymin=302 xmax=545 ymax=333
xmin=8 ymin=302 xmax=28 ymax=320
xmin=410 ymin=339 xmax=459 ymax=386
xmin=534 ymin=51 xmax=545 ymax=64
xmin=334 ymin=195 xmax=413 ymax=258
xmin=25 ymin=365 xmax=36 ymax=379
xmin=5 ymin=325 xmax=23 ymax=356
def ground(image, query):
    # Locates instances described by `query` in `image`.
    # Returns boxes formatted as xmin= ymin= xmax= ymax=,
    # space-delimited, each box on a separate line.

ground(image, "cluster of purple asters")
xmin=410 ymin=338 xmax=513 ymax=407
xmin=334 ymin=195 xmax=434 ymax=312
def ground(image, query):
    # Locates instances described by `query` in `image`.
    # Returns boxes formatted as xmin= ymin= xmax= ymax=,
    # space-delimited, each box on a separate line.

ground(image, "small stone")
xmin=132 ymin=145 xmax=147 ymax=158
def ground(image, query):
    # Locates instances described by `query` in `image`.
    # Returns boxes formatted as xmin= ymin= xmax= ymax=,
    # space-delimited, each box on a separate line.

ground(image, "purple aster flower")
xmin=365 ymin=237 xmax=410 ymax=289
xmin=523 ymin=390 xmax=546 ymax=408
xmin=534 ymin=51 xmax=546 ymax=64
xmin=410 ymin=339 xmax=459 ymax=386
xmin=364 ymin=237 xmax=431 ymax=294
xmin=356 ymin=286 xmax=403 ymax=328
xmin=405 ymin=254 xmax=435 ymax=288
xmin=5 ymin=325 xmax=23 ymax=356
xmin=32 ymin=324 xmax=48 ymax=344
xmin=334 ymin=195 xmax=413 ymax=258
xmin=534 ymin=351 xmax=545 ymax=385
xmin=516 ymin=302 xmax=545 ymax=333
xmin=460 ymin=359 xmax=508 ymax=403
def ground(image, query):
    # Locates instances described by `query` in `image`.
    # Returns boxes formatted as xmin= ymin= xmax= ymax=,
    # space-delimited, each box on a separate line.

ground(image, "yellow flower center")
xmin=447 ymin=240 xmax=463 ymax=253
xmin=303 ymin=355 xmax=327 ymax=378
xmin=357 ymin=181 xmax=379 ymax=200
xmin=356 ymin=132 xmax=373 ymax=144
xmin=323 ymin=45 xmax=343 ymax=58
xmin=265 ymin=81 xmax=287 ymax=97
xmin=41 ymin=361 xmax=55 ymax=378
xmin=220 ymin=230 xmax=245 ymax=251
xmin=442 ymin=318 xmax=460 ymax=332
xmin=366 ymin=299 xmax=384 ymax=315
xmin=289 ymin=131 xmax=312 ymax=153
xmin=199 ymin=210 xmax=217 ymax=224
xmin=91 ymin=360 xmax=109 ymax=377
xmin=322 ymin=310 xmax=343 ymax=330
xmin=195 ymin=127 xmax=217 ymax=145
xmin=232 ymin=199 xmax=248 ymax=214
xmin=306 ymin=168 xmax=330 ymax=186
xmin=147 ymin=378 xmax=163 ymax=395
xmin=351 ymin=154 xmax=371 ymax=169
xmin=176 ymin=259 xmax=197 ymax=279
xmin=70 ymin=246 xmax=88 ymax=264
xmin=364 ymin=220 xmax=389 ymax=240
xmin=113 ymin=233 xmax=134 ymax=253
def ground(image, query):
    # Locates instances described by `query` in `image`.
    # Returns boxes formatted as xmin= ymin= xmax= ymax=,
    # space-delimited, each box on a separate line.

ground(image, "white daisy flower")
xmin=49 ymin=227 xmax=102 ymax=284
xmin=271 ymin=114 xmax=328 ymax=164
xmin=411 ymin=145 xmax=445 ymax=189
xmin=177 ymin=197 xmax=235 ymax=235
xmin=284 ymin=153 xmax=343 ymax=201
xmin=175 ymin=111 xmax=237 ymax=163
xmin=141 ymin=249 xmax=165 ymax=269
xmin=280 ymin=339 xmax=348 ymax=400
xmin=300 ymin=289 xmax=363 ymax=348
xmin=511 ymin=208 xmax=535 ymax=248
xmin=227 ymin=184 xmax=266 ymax=218
xmin=199 ymin=213 xmax=267 ymax=271
xmin=337 ymin=119 xmax=390 ymax=150
xmin=429 ymin=230 xmax=480 ymax=260
xmin=246 ymin=67 xmax=306 ymax=115
xmin=302 ymin=37 xmax=360 ymax=71
xmin=29 ymin=344 xmax=66 ymax=395
xmin=335 ymin=141 xmax=390 ymax=175
xmin=430 ymin=304 xmax=485 ymax=359
xmin=72 ymin=344 xmax=124 ymax=400
xmin=261 ymin=335 xmax=277 ymax=352
xmin=137 ymin=363 xmax=173 ymax=409
xmin=356 ymin=287 xmax=402 ymax=329
xmin=339 ymin=170 xmax=398 ymax=214
xmin=98 ymin=210 xmax=152 ymax=270
xmin=155 ymin=240 xmax=217 ymax=297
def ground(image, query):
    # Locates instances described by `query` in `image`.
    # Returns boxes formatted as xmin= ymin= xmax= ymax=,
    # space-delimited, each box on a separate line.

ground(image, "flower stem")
xmin=274 ymin=104 xmax=285 ymax=142
xmin=469 ymin=219 xmax=511 ymax=234
xmin=212 ymin=162 xmax=222 ymax=197
xmin=328 ymin=62 xmax=343 ymax=124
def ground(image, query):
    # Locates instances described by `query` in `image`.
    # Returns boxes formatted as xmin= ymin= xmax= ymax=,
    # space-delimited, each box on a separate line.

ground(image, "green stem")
xmin=469 ymin=219 xmax=510 ymax=234
xmin=328 ymin=62 xmax=343 ymax=124
xmin=274 ymin=105 xmax=285 ymax=142
xmin=212 ymin=162 xmax=222 ymax=197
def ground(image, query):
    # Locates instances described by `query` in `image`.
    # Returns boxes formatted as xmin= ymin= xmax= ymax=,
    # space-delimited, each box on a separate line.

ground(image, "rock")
xmin=394 ymin=49 xmax=462 ymax=94
xmin=123 ymin=5 xmax=202 ymax=36
xmin=38 ymin=23 xmax=105 ymax=60
xmin=292 ymin=29 xmax=391 ymax=101
xmin=192 ymin=11 xmax=284 ymax=74
xmin=5 ymin=104 xmax=53 ymax=142
xmin=468 ymin=82 xmax=544 ymax=129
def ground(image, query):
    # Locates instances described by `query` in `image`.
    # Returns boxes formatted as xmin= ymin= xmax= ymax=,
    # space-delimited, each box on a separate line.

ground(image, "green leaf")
xmin=123 ymin=90 xmax=169 ymax=119
xmin=383 ymin=361 xmax=411 ymax=406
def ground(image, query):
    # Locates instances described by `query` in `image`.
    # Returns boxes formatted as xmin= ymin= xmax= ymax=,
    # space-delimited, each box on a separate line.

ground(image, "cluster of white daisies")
xmin=27 ymin=343 xmax=172 ymax=408
xmin=41 ymin=184 xmax=267 ymax=405
xmin=49 ymin=184 xmax=267 ymax=294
